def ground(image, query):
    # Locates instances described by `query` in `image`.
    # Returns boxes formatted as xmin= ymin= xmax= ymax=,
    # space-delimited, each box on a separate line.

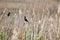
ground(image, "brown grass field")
xmin=0 ymin=0 xmax=60 ymax=40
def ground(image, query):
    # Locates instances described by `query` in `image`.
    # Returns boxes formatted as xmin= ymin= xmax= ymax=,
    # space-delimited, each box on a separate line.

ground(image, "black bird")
xmin=7 ymin=12 xmax=11 ymax=16
xmin=24 ymin=16 xmax=29 ymax=23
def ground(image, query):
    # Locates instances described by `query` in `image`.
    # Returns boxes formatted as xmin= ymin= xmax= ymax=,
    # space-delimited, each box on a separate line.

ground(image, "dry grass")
xmin=0 ymin=0 xmax=60 ymax=40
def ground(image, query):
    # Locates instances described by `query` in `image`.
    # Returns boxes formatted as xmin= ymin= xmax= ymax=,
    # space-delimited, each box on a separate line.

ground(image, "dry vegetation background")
xmin=0 ymin=0 xmax=60 ymax=40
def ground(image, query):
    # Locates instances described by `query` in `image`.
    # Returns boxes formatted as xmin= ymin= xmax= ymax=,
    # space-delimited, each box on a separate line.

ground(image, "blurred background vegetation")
xmin=0 ymin=0 xmax=60 ymax=40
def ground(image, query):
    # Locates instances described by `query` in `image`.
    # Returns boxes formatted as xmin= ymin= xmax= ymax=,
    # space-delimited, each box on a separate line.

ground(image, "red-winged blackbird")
xmin=24 ymin=16 xmax=29 ymax=23
xmin=7 ymin=12 xmax=11 ymax=16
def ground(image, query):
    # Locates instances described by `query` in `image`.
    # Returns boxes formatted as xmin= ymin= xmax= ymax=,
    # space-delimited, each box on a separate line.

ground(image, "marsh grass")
xmin=0 ymin=30 xmax=8 ymax=40
xmin=0 ymin=3 xmax=59 ymax=40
